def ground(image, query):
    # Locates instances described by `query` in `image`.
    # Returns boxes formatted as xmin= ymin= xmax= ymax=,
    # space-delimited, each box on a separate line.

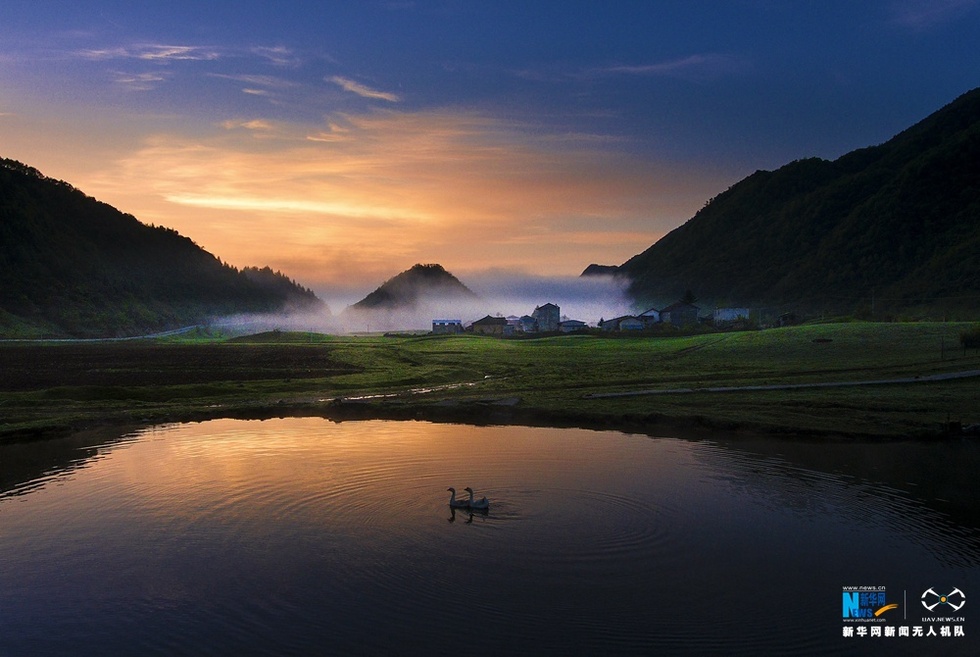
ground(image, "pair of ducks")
xmin=447 ymin=486 xmax=490 ymax=510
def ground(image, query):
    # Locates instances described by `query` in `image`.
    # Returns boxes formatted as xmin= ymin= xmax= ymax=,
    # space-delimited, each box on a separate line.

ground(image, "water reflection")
xmin=0 ymin=425 xmax=143 ymax=498
xmin=447 ymin=506 xmax=489 ymax=523
xmin=1 ymin=419 xmax=978 ymax=656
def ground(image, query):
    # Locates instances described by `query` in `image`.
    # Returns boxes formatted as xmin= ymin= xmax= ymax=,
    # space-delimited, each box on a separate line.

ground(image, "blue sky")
xmin=1 ymin=0 xmax=978 ymax=297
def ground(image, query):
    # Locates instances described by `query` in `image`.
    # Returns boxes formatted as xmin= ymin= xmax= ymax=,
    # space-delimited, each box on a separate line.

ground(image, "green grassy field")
xmin=1 ymin=322 xmax=978 ymax=441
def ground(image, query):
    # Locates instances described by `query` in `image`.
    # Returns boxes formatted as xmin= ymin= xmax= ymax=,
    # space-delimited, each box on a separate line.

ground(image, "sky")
xmin=1 ymin=0 xmax=979 ymax=307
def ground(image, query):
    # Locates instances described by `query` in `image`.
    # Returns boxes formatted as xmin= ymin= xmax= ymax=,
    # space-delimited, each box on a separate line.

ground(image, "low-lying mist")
xmin=211 ymin=306 xmax=338 ymax=336
xmin=214 ymin=274 xmax=634 ymax=335
xmin=471 ymin=271 xmax=633 ymax=321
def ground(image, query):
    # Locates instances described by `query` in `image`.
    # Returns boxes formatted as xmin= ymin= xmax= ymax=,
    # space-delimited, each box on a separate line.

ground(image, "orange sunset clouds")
xmin=51 ymin=108 xmax=723 ymax=293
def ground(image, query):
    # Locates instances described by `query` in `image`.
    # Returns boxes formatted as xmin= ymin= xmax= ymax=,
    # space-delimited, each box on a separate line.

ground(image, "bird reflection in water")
xmin=448 ymin=506 xmax=489 ymax=523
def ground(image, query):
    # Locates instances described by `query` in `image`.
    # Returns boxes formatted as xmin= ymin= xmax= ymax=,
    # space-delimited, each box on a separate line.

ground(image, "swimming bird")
xmin=464 ymin=487 xmax=490 ymax=510
xmin=447 ymin=487 xmax=469 ymax=509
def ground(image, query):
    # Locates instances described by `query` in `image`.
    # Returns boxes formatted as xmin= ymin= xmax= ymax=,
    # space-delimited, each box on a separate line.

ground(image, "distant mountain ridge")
xmin=0 ymin=158 xmax=325 ymax=337
xmin=348 ymin=263 xmax=477 ymax=311
xmin=618 ymin=87 xmax=980 ymax=316
xmin=581 ymin=264 xmax=620 ymax=277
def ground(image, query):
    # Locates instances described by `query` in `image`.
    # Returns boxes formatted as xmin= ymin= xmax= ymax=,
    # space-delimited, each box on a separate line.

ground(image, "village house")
xmin=470 ymin=315 xmax=508 ymax=336
xmin=532 ymin=303 xmax=560 ymax=332
xmin=431 ymin=319 xmax=463 ymax=334
xmin=598 ymin=316 xmax=618 ymax=331
xmin=517 ymin=315 xmax=536 ymax=333
xmin=661 ymin=301 xmax=700 ymax=327
xmin=618 ymin=316 xmax=645 ymax=331
xmin=639 ymin=307 xmax=661 ymax=328
xmin=558 ymin=319 xmax=587 ymax=333
xmin=599 ymin=315 xmax=644 ymax=331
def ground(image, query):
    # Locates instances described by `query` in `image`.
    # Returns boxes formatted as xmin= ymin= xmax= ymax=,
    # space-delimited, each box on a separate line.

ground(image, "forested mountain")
xmin=619 ymin=87 xmax=980 ymax=317
xmin=349 ymin=263 xmax=477 ymax=311
xmin=0 ymin=159 xmax=324 ymax=337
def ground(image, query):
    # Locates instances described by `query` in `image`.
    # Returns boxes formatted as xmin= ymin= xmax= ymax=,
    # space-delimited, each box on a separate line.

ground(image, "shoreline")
xmin=2 ymin=392 xmax=969 ymax=446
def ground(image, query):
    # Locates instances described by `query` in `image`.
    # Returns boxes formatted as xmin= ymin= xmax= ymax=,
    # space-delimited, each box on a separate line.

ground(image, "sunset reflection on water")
xmin=1 ymin=419 xmax=978 ymax=656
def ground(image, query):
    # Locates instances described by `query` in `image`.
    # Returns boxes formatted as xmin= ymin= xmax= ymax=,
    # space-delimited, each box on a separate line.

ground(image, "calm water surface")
xmin=1 ymin=418 xmax=979 ymax=656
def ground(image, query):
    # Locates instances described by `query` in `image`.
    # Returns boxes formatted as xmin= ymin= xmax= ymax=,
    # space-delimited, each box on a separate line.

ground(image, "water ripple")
xmin=3 ymin=419 xmax=979 ymax=657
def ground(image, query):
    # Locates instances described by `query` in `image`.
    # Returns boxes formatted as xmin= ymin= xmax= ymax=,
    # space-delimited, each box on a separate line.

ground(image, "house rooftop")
xmin=472 ymin=315 xmax=508 ymax=325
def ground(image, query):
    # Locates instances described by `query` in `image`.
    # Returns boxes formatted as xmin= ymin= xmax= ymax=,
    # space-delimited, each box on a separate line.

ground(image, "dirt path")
xmin=0 ymin=325 xmax=203 ymax=343
xmin=584 ymin=369 xmax=980 ymax=398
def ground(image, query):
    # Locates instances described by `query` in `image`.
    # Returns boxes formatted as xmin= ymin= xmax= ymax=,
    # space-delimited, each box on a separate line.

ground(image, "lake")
xmin=1 ymin=418 xmax=978 ymax=656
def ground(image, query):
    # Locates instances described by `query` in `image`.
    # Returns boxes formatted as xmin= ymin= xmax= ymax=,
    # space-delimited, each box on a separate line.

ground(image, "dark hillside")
xmin=620 ymin=88 xmax=980 ymax=317
xmin=0 ymin=159 xmax=324 ymax=337
xmin=349 ymin=263 xmax=477 ymax=311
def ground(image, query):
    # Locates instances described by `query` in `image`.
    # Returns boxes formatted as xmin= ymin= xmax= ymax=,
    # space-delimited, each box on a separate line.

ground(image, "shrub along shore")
xmin=1 ymin=322 xmax=978 ymax=443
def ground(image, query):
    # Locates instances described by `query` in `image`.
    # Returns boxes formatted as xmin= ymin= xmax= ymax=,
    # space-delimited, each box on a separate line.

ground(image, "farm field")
xmin=1 ymin=322 xmax=978 ymax=441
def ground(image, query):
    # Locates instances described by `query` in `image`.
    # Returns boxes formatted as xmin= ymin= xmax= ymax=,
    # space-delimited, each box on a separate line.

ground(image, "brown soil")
xmin=0 ymin=343 xmax=360 ymax=391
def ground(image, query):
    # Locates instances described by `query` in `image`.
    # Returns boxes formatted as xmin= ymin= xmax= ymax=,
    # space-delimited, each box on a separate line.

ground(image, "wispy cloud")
xmin=328 ymin=76 xmax=401 ymax=102
xmin=112 ymin=70 xmax=172 ymax=91
xmin=891 ymin=0 xmax=978 ymax=29
xmin=584 ymin=53 xmax=747 ymax=81
xmin=252 ymin=45 xmax=302 ymax=67
xmin=210 ymin=73 xmax=297 ymax=89
xmin=208 ymin=73 xmax=298 ymax=99
xmin=515 ymin=53 xmax=746 ymax=85
xmin=221 ymin=119 xmax=276 ymax=131
xmin=306 ymin=122 xmax=351 ymax=143
xmin=137 ymin=44 xmax=222 ymax=61
xmin=165 ymin=193 xmax=429 ymax=220
xmin=80 ymin=43 xmax=222 ymax=62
